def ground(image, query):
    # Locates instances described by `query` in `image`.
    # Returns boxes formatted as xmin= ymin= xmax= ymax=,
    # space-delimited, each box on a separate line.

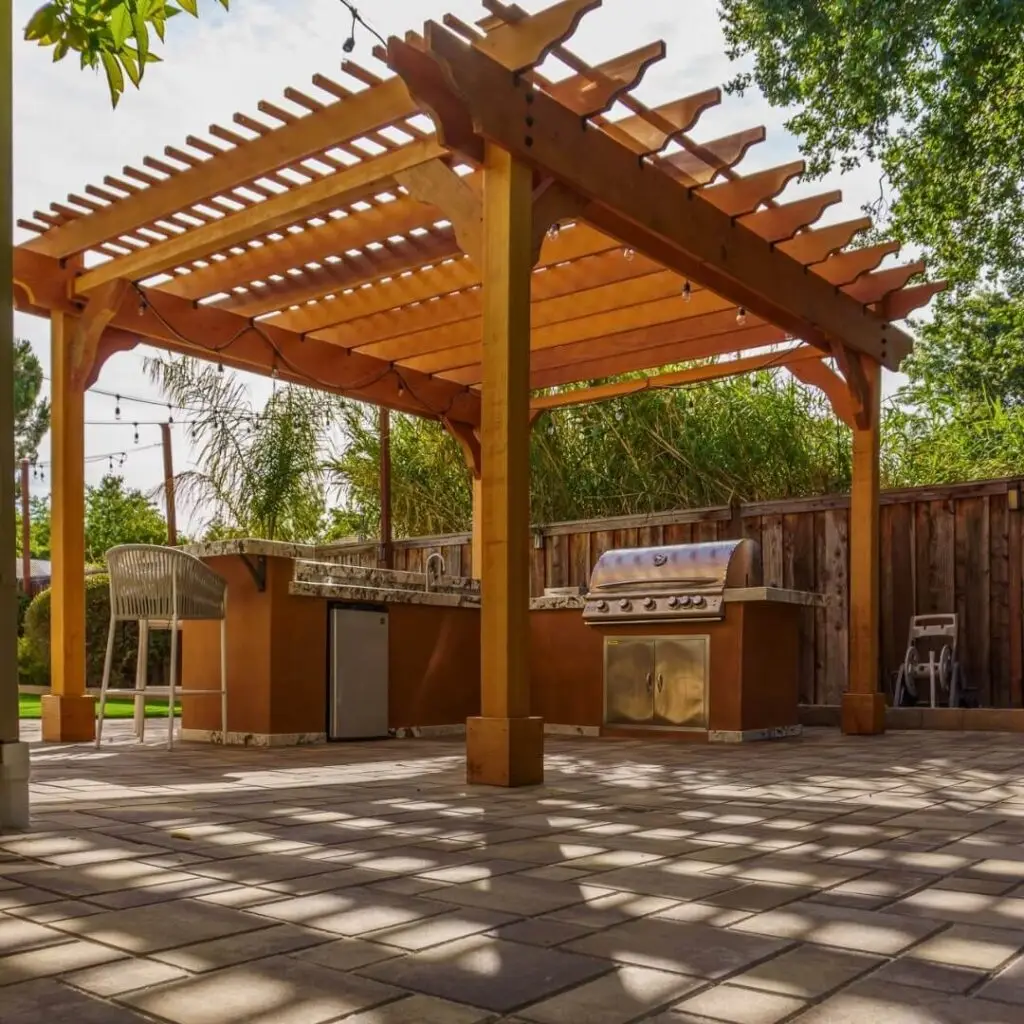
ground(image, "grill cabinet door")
xmin=605 ymin=637 xmax=655 ymax=725
xmin=654 ymin=637 xmax=708 ymax=728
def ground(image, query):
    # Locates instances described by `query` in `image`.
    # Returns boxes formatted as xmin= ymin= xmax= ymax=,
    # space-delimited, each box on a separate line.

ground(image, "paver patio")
xmin=5 ymin=726 xmax=1024 ymax=1022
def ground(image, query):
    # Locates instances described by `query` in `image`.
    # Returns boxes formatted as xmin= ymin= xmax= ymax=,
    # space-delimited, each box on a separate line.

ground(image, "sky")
xmin=12 ymin=0 xmax=914 ymax=533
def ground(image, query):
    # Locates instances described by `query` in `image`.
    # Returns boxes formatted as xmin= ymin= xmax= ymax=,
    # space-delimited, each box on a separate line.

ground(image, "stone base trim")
xmin=544 ymin=723 xmax=601 ymax=737
xmin=708 ymin=724 xmax=802 ymax=743
xmin=0 ymin=741 xmax=30 ymax=830
xmin=390 ymin=724 xmax=467 ymax=738
xmin=179 ymin=729 xmax=326 ymax=747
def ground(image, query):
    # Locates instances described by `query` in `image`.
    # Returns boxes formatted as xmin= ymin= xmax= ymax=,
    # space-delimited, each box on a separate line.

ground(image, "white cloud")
xmin=12 ymin=0 xmax=902 ymax=530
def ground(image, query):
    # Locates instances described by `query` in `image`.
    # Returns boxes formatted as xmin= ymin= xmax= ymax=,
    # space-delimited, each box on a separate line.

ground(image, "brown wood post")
xmin=160 ymin=423 xmax=177 ymax=547
xmin=842 ymin=356 xmax=885 ymax=735
xmin=43 ymin=311 xmax=94 ymax=742
xmin=378 ymin=407 xmax=393 ymax=569
xmin=0 ymin=0 xmax=29 ymax=825
xmin=20 ymin=460 xmax=31 ymax=598
xmin=465 ymin=143 xmax=543 ymax=787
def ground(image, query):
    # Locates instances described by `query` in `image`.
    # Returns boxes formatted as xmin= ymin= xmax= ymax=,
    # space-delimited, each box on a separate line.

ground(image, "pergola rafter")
xmin=13 ymin=0 xmax=944 ymax=763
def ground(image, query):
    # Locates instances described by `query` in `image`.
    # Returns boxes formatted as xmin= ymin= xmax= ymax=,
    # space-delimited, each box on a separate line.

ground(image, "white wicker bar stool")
xmin=97 ymin=545 xmax=228 ymax=750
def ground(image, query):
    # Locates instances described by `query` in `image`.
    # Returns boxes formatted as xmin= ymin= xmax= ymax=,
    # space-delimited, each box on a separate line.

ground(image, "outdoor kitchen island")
xmin=179 ymin=538 xmax=819 ymax=747
xmin=530 ymin=540 xmax=823 ymax=742
xmin=177 ymin=540 xmax=482 ymax=745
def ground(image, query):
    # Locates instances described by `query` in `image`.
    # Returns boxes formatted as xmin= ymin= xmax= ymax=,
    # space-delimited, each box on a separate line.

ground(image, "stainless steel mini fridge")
xmin=329 ymin=605 xmax=389 ymax=740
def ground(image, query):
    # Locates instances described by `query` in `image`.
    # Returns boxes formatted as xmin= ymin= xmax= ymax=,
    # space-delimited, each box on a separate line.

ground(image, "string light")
xmin=217 ymin=361 xmax=224 ymax=374
xmin=736 ymin=306 xmax=748 ymax=326
xmin=547 ymin=222 xmax=561 ymax=240
xmin=133 ymin=423 xmax=140 ymax=444
xmin=682 ymin=281 xmax=692 ymax=303
xmin=167 ymin=404 xmax=174 ymax=425
xmin=137 ymin=296 xmax=146 ymax=317
xmin=114 ymin=396 xmax=121 ymax=420
xmin=337 ymin=1 xmax=385 ymax=53
xmin=622 ymin=247 xmax=635 ymax=262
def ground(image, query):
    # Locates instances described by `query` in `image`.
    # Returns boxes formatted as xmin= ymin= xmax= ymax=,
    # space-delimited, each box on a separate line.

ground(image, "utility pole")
xmin=378 ymin=407 xmax=392 ymax=569
xmin=20 ymin=460 xmax=31 ymax=599
xmin=0 ymin=0 xmax=30 ymax=829
xmin=160 ymin=423 xmax=177 ymax=546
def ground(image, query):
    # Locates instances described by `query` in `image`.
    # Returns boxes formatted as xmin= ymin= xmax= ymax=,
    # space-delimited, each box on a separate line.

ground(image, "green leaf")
xmin=131 ymin=9 xmax=150 ymax=65
xmin=24 ymin=4 xmax=60 ymax=42
xmin=177 ymin=0 xmax=198 ymax=14
xmin=218 ymin=0 xmax=229 ymax=9
xmin=100 ymin=49 xmax=125 ymax=107
xmin=52 ymin=37 xmax=70 ymax=62
xmin=151 ymin=13 xmax=166 ymax=42
xmin=108 ymin=3 xmax=131 ymax=48
xmin=119 ymin=48 xmax=141 ymax=86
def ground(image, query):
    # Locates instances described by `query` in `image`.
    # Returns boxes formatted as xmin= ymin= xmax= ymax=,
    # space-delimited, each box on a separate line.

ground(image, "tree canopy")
xmin=718 ymin=0 xmax=1024 ymax=291
xmin=84 ymin=474 xmax=168 ymax=562
xmin=14 ymin=339 xmax=50 ymax=464
xmin=24 ymin=0 xmax=229 ymax=106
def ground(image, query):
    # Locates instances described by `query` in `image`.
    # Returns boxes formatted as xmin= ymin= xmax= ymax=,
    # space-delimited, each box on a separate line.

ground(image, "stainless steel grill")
xmin=583 ymin=539 xmax=762 ymax=624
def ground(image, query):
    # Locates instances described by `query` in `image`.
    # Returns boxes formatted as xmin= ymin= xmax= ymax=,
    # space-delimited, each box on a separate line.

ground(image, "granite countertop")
xmin=289 ymin=579 xmax=481 ymax=608
xmin=530 ymin=594 xmax=587 ymax=610
xmin=184 ymin=539 xmax=319 ymax=559
xmin=724 ymin=587 xmax=825 ymax=607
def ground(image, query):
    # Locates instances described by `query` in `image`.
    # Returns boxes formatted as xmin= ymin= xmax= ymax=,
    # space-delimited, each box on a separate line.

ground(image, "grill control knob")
xmin=596 ymin=600 xmax=609 ymax=612
xmin=667 ymin=596 xmax=679 ymax=609
xmin=643 ymin=597 xmax=656 ymax=610
xmin=618 ymin=598 xmax=632 ymax=611
xmin=679 ymin=595 xmax=692 ymax=607
xmin=691 ymin=595 xmax=706 ymax=608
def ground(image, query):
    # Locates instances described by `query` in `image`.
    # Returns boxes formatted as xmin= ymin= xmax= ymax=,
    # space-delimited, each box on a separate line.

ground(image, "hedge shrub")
xmin=20 ymin=574 xmax=172 ymax=688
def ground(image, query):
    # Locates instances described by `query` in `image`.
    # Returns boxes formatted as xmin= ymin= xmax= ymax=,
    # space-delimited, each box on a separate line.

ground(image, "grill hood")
xmin=583 ymin=539 xmax=762 ymax=624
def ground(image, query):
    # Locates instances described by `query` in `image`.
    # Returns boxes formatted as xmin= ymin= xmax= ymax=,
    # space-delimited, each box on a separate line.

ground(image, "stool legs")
xmin=95 ymin=618 xmax=117 ymax=749
xmin=134 ymin=620 xmax=149 ymax=742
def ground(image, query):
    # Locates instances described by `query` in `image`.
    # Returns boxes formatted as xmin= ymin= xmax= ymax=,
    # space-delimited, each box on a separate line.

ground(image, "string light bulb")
xmin=547 ymin=222 xmax=561 ymax=240
xmin=622 ymin=247 xmax=635 ymax=262
xmin=137 ymin=296 xmax=146 ymax=317
xmin=114 ymin=396 xmax=121 ymax=420
xmin=133 ymin=423 xmax=140 ymax=444
xmin=682 ymin=281 xmax=692 ymax=303
xmin=217 ymin=360 xmax=224 ymax=374
xmin=397 ymin=379 xmax=405 ymax=397
xmin=736 ymin=306 xmax=748 ymax=326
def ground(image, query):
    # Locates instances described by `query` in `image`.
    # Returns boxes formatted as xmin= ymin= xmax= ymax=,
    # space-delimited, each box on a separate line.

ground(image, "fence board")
xmin=880 ymin=502 xmax=915 ymax=698
xmin=990 ymin=496 xmax=1010 ymax=706
xmin=762 ymin=516 xmax=784 ymax=589
xmin=784 ymin=512 xmax=816 ymax=704
xmin=569 ymin=532 xmax=591 ymax=590
xmin=955 ymin=497 xmax=991 ymax=704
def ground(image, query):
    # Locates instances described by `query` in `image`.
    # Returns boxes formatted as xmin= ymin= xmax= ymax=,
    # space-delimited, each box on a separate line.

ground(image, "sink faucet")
xmin=425 ymin=553 xmax=446 ymax=592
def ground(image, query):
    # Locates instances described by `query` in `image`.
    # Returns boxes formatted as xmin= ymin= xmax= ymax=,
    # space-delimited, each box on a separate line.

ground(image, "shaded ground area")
xmin=4 ymin=725 xmax=1024 ymax=1022
xmin=18 ymin=696 xmax=179 ymax=720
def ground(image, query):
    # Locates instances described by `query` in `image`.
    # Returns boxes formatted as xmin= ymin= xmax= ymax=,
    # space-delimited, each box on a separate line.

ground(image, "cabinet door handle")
xmin=657 ymin=674 xmax=664 ymax=692
xmin=645 ymin=672 xmax=653 ymax=693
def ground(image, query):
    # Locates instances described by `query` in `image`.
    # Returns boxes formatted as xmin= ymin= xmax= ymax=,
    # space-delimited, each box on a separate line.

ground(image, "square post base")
xmin=41 ymin=694 xmax=95 ymax=743
xmin=466 ymin=716 xmax=544 ymax=787
xmin=841 ymin=692 xmax=886 ymax=736
xmin=0 ymin=741 xmax=30 ymax=830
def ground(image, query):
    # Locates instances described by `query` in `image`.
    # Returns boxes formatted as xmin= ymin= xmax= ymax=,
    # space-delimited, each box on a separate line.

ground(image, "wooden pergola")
xmin=12 ymin=0 xmax=941 ymax=782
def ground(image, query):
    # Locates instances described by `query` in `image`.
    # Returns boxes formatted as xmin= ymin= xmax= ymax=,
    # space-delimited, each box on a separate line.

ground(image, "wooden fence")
xmin=322 ymin=476 xmax=1024 ymax=708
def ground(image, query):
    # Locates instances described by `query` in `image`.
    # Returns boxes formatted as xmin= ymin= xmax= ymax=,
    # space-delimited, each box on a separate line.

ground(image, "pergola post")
xmin=842 ymin=356 xmax=884 ymax=735
xmin=0 ymin=0 xmax=30 ymax=826
xmin=43 ymin=312 xmax=94 ymax=743
xmin=466 ymin=143 xmax=543 ymax=787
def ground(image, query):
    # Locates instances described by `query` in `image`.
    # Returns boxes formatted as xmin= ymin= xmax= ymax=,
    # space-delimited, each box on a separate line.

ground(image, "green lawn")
xmin=19 ymin=694 xmax=181 ymax=719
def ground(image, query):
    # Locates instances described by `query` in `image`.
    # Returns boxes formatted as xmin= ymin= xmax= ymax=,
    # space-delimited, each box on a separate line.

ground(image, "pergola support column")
xmin=43 ymin=312 xmax=94 ymax=742
xmin=466 ymin=144 xmax=543 ymax=787
xmin=0 ymin=0 xmax=29 ymax=825
xmin=842 ymin=355 xmax=884 ymax=735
